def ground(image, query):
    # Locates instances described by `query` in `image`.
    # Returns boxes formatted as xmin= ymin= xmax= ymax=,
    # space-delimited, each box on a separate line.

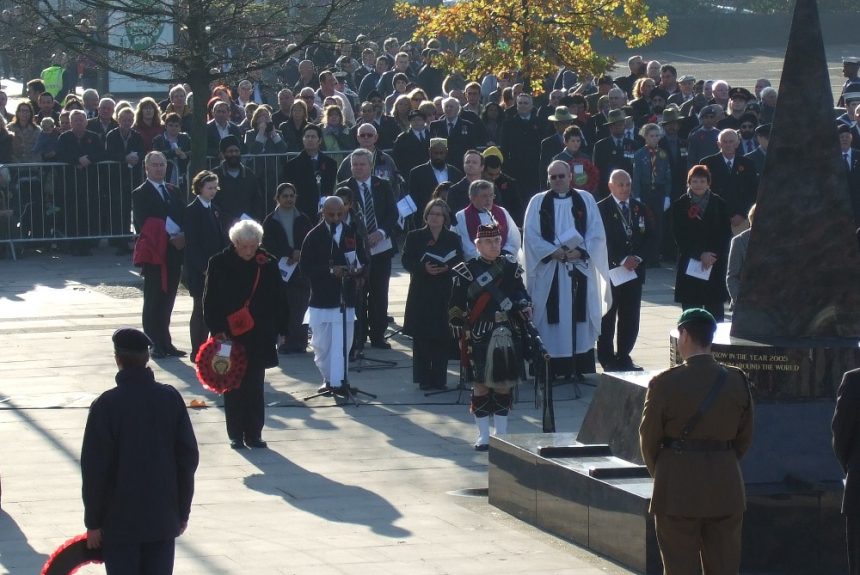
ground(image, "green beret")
xmin=112 ymin=328 xmax=152 ymax=353
xmin=677 ymin=308 xmax=716 ymax=330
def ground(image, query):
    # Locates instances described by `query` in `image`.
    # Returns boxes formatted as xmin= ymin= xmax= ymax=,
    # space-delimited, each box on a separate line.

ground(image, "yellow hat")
xmin=482 ymin=146 xmax=504 ymax=163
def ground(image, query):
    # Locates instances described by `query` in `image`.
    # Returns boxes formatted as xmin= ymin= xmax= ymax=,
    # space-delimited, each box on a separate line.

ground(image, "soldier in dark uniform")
xmin=449 ymin=224 xmax=532 ymax=451
xmin=640 ymin=308 xmax=754 ymax=575
xmin=81 ymin=328 xmax=199 ymax=572
xmin=592 ymin=109 xmax=636 ymax=200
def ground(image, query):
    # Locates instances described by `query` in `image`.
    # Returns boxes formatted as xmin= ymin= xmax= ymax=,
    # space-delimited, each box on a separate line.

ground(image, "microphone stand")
xmin=562 ymin=258 xmax=583 ymax=399
xmin=303 ymin=264 xmax=377 ymax=405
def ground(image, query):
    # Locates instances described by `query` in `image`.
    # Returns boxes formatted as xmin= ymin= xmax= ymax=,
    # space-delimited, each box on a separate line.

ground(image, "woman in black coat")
xmin=671 ymin=164 xmax=732 ymax=321
xmin=262 ymin=182 xmax=313 ymax=354
xmin=401 ymin=199 xmax=463 ymax=390
xmin=184 ymin=171 xmax=227 ymax=360
xmin=203 ymin=219 xmax=281 ymax=449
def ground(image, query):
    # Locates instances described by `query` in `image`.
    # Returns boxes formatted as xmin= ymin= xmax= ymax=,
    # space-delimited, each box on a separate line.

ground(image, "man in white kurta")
xmin=521 ymin=160 xmax=611 ymax=369
xmin=453 ymin=179 xmax=521 ymax=260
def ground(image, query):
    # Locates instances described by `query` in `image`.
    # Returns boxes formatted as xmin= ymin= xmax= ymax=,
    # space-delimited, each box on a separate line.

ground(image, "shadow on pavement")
xmin=239 ymin=448 xmax=412 ymax=539
xmin=0 ymin=509 xmax=48 ymax=573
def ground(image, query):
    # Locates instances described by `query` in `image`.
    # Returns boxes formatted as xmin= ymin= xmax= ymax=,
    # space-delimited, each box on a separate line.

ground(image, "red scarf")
xmin=464 ymin=204 xmax=509 ymax=248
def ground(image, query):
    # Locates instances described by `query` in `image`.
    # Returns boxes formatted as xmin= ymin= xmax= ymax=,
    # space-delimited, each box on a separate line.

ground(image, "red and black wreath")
xmin=195 ymin=337 xmax=247 ymax=394
xmin=40 ymin=533 xmax=103 ymax=575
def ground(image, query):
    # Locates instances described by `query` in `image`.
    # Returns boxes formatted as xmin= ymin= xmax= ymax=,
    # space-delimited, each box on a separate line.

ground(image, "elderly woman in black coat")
xmin=184 ymin=170 xmax=227 ymax=361
xmin=203 ymin=219 xmax=281 ymax=449
xmin=262 ymin=182 xmax=313 ymax=354
xmin=401 ymin=199 xmax=463 ymax=390
xmin=671 ymin=164 xmax=732 ymax=321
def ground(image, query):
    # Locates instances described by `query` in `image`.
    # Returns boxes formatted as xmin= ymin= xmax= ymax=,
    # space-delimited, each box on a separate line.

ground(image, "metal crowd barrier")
xmin=0 ymin=149 xmax=403 ymax=259
xmin=0 ymin=161 xmax=143 ymax=259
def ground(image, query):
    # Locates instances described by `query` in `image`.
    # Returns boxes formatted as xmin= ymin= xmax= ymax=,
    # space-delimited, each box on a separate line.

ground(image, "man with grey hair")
xmin=338 ymin=148 xmax=398 ymax=349
xmin=337 ymin=123 xmax=399 ymax=187
xmin=131 ymin=151 xmax=187 ymax=358
xmin=453 ymin=179 xmax=520 ymax=260
xmin=82 ymin=88 xmax=99 ymax=119
xmin=429 ymin=96 xmax=478 ymax=169
xmin=86 ymin=97 xmax=117 ymax=139
xmin=522 ymin=160 xmax=610 ymax=379
xmin=701 ymin=129 xmax=759 ymax=234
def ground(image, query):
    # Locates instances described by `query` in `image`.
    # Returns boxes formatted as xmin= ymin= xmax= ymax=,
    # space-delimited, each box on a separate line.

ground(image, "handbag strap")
xmin=680 ymin=366 xmax=728 ymax=440
xmin=243 ymin=266 xmax=262 ymax=307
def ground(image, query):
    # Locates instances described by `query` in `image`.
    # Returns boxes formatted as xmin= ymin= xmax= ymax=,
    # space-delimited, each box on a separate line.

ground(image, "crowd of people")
xmin=8 ymin=36 xmax=855 ymax=574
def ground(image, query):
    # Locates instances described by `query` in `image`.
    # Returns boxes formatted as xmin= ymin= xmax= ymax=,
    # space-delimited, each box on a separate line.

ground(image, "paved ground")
xmin=0 ymin=243 xmax=684 ymax=575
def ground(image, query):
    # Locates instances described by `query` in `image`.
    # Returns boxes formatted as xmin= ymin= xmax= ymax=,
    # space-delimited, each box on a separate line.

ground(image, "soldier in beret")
xmin=640 ymin=309 xmax=754 ymax=575
xmin=81 ymin=328 xmax=199 ymax=573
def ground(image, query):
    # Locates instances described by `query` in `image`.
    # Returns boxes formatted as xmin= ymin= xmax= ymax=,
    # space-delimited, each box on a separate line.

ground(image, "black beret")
xmin=837 ymin=123 xmax=853 ymax=135
xmin=112 ymin=328 xmax=152 ymax=353
xmin=677 ymin=308 xmax=716 ymax=330
xmin=219 ymin=135 xmax=241 ymax=153
xmin=755 ymin=123 xmax=771 ymax=137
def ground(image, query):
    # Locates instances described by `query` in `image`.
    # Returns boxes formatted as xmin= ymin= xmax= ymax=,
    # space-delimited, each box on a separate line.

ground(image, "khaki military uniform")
xmin=639 ymin=353 xmax=754 ymax=575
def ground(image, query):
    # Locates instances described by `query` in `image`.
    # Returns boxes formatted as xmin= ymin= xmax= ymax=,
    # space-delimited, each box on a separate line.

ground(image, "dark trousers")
xmin=413 ymin=336 xmax=449 ymax=388
xmin=366 ymin=252 xmax=392 ymax=343
xmin=102 ymin=538 xmax=175 ymax=575
xmin=279 ymin=281 xmax=310 ymax=350
xmin=642 ymin=191 xmax=667 ymax=265
xmin=223 ymin=364 xmax=265 ymax=441
xmin=848 ymin=515 xmax=860 ymax=575
xmin=681 ymin=300 xmax=725 ymax=322
xmin=141 ymin=251 xmax=182 ymax=351
xmin=189 ymin=295 xmax=208 ymax=360
xmin=654 ymin=512 xmax=743 ymax=575
xmin=597 ymin=277 xmax=643 ymax=365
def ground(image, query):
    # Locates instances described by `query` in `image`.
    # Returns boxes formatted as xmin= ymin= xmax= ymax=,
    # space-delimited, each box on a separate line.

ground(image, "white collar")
xmin=199 ymin=197 xmax=212 ymax=208
xmin=357 ymin=178 xmax=372 ymax=189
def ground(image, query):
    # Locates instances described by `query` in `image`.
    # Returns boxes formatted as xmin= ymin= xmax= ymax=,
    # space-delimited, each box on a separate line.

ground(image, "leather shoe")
xmin=317 ymin=382 xmax=333 ymax=395
xmin=474 ymin=443 xmax=489 ymax=452
xmin=245 ymin=438 xmax=268 ymax=449
xmin=229 ymin=439 xmax=246 ymax=450
xmin=615 ymin=357 xmax=644 ymax=371
xmin=150 ymin=347 xmax=167 ymax=359
xmin=166 ymin=347 xmax=187 ymax=358
xmin=370 ymin=340 xmax=391 ymax=350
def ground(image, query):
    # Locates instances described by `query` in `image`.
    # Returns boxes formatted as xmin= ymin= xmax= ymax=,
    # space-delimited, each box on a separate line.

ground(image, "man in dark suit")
xmin=131 ymin=151 xmax=187 ymax=358
xmin=339 ymin=149 xmax=398 ymax=349
xmin=283 ymin=124 xmax=337 ymax=219
xmin=658 ymin=106 xmax=689 ymax=262
xmin=838 ymin=124 xmax=860 ymax=226
xmin=416 ymin=48 xmax=444 ymax=99
xmin=834 ymin=367 xmax=860 ymax=575
xmin=501 ymin=93 xmax=546 ymax=203
xmin=81 ymin=328 xmax=198 ymax=572
xmin=366 ymin=92 xmax=400 ymax=150
xmin=429 ymin=97 xmax=478 ymax=171
xmin=701 ymin=129 xmax=759 ymax=235
xmin=592 ymin=109 xmax=636 ymax=200
xmin=597 ymin=170 xmax=653 ymax=371
xmin=212 ymin=135 xmax=265 ymax=225
xmin=408 ymin=138 xmax=464 ymax=217
xmin=393 ymin=109 xmax=431 ymax=176
xmin=640 ymin=308 xmax=754 ymax=575
xmin=206 ymin=101 xmax=244 ymax=157
xmin=745 ymin=123 xmax=770 ymax=179
xmin=615 ymin=55 xmax=646 ymax=99
xmin=482 ymin=151 xmax=524 ymax=227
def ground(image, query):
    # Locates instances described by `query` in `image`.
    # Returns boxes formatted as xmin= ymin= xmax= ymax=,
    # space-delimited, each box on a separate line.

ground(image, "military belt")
xmin=661 ymin=438 xmax=734 ymax=452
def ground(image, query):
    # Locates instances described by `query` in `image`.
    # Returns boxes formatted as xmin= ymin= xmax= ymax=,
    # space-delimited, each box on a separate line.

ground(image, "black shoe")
xmin=387 ymin=315 xmax=395 ymax=323
xmin=317 ymin=382 xmax=333 ymax=395
xmin=615 ymin=357 xmax=644 ymax=372
xmin=474 ymin=443 xmax=489 ymax=452
xmin=151 ymin=347 xmax=167 ymax=359
xmin=166 ymin=347 xmax=187 ymax=357
xmin=370 ymin=340 xmax=391 ymax=350
xmin=245 ymin=438 xmax=268 ymax=449
xmin=229 ymin=439 xmax=246 ymax=450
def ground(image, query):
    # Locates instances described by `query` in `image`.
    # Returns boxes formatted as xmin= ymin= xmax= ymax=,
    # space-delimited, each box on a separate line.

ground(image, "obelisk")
xmin=731 ymin=0 xmax=860 ymax=338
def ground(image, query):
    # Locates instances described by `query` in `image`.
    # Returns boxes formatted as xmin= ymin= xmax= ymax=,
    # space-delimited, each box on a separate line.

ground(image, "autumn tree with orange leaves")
xmin=395 ymin=0 xmax=668 ymax=92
